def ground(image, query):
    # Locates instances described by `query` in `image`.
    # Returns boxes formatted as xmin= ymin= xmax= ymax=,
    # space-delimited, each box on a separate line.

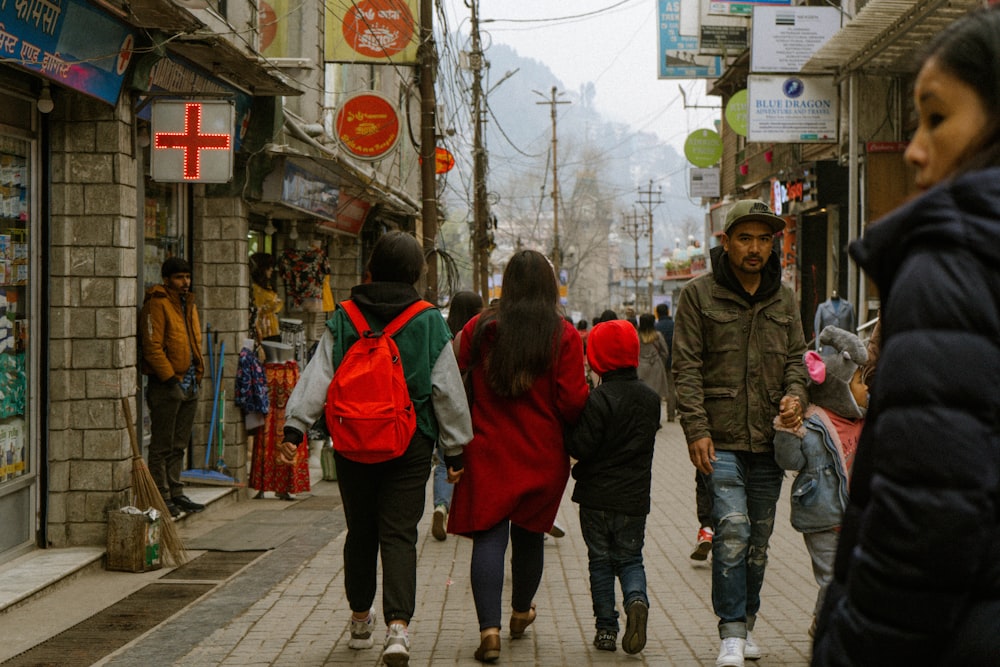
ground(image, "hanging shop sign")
xmin=690 ymin=168 xmax=721 ymax=198
xmin=261 ymin=155 xmax=343 ymax=226
xmin=684 ymin=129 xmax=724 ymax=168
xmin=151 ymin=101 xmax=234 ymax=183
xmin=750 ymin=6 xmax=841 ymax=73
xmin=657 ymin=0 xmax=722 ymax=79
xmin=0 ymin=0 xmax=136 ymax=105
xmin=709 ymin=0 xmax=790 ymax=17
xmin=725 ymin=89 xmax=748 ymax=136
xmin=432 ymin=147 xmax=455 ymax=174
xmin=325 ymin=0 xmax=418 ymax=64
xmin=335 ymin=93 xmax=401 ymax=161
xmin=747 ymin=74 xmax=837 ymax=143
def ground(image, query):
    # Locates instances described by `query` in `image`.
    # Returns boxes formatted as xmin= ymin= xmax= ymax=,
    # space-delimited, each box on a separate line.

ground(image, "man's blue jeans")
xmin=579 ymin=507 xmax=649 ymax=632
xmin=708 ymin=450 xmax=783 ymax=639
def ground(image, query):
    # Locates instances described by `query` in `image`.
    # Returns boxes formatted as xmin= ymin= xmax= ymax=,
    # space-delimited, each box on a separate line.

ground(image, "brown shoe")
xmin=474 ymin=633 xmax=500 ymax=662
xmin=509 ymin=604 xmax=536 ymax=639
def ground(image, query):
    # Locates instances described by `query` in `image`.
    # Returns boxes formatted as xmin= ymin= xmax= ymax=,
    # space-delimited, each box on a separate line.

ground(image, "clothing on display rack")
xmin=814 ymin=293 xmax=856 ymax=351
xmin=277 ymin=246 xmax=329 ymax=309
xmin=249 ymin=360 xmax=310 ymax=498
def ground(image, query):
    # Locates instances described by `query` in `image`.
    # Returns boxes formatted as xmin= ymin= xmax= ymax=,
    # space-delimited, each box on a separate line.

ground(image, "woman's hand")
xmin=447 ymin=466 xmax=464 ymax=484
xmin=276 ymin=441 xmax=299 ymax=466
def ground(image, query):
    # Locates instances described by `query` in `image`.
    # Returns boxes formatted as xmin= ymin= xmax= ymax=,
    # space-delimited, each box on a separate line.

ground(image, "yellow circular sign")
xmin=684 ymin=129 xmax=723 ymax=168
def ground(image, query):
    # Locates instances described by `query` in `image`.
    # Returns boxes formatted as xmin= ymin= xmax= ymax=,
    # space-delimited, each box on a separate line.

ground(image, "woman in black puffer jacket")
xmin=813 ymin=9 xmax=1000 ymax=666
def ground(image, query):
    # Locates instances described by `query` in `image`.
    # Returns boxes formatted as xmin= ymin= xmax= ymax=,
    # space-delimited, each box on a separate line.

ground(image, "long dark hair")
xmin=447 ymin=290 xmax=484 ymax=336
xmin=367 ymin=231 xmax=425 ymax=284
xmin=477 ymin=250 xmax=562 ymax=397
xmin=919 ymin=7 xmax=1000 ymax=175
xmin=249 ymin=253 xmax=274 ymax=290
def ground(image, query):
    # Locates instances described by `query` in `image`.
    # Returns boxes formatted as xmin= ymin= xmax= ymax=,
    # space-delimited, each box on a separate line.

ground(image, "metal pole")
xmin=470 ymin=0 xmax=489 ymax=302
xmin=637 ymin=180 xmax=662 ymax=313
xmin=419 ymin=0 xmax=439 ymax=304
xmin=535 ymin=88 xmax=570 ymax=280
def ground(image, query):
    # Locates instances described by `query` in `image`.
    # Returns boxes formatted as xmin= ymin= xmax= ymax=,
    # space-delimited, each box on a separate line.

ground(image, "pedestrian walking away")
xmin=447 ymin=249 xmax=589 ymax=663
xmin=813 ymin=9 xmax=1000 ymax=665
xmin=673 ymin=199 xmax=808 ymax=667
xmin=276 ymin=231 xmax=473 ymax=667
xmin=565 ymin=319 xmax=660 ymax=655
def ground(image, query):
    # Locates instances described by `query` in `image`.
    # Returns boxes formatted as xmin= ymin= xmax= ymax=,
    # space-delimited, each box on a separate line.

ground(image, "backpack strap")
xmin=339 ymin=299 xmax=434 ymax=338
xmin=383 ymin=300 xmax=435 ymax=337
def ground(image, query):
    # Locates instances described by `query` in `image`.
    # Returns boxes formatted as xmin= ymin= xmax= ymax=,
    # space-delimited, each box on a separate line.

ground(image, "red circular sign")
xmin=335 ymin=93 xmax=401 ymax=160
xmin=435 ymin=147 xmax=455 ymax=174
xmin=341 ymin=0 xmax=416 ymax=59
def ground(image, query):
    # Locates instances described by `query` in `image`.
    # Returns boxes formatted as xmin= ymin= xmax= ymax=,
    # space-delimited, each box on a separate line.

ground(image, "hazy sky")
xmin=440 ymin=0 xmax=723 ymax=154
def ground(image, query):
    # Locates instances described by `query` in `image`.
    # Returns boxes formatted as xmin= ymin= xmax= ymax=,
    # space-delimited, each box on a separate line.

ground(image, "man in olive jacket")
xmin=672 ymin=200 xmax=808 ymax=667
xmin=140 ymin=257 xmax=205 ymax=517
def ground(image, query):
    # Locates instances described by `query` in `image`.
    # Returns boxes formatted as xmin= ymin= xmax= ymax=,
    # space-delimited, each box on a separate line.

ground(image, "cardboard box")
xmin=106 ymin=508 xmax=163 ymax=572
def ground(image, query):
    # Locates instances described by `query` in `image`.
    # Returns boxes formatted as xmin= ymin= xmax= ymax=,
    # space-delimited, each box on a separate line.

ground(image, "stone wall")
xmin=47 ymin=95 xmax=137 ymax=547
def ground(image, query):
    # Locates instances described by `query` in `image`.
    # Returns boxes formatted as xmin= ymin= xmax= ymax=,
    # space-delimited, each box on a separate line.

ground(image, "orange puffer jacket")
xmin=140 ymin=284 xmax=204 ymax=384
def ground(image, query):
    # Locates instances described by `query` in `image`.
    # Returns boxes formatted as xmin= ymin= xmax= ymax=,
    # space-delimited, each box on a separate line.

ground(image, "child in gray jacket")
xmin=773 ymin=326 xmax=869 ymax=636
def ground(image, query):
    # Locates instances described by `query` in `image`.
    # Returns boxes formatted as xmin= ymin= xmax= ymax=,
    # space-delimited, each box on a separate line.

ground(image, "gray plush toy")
xmin=804 ymin=326 xmax=869 ymax=419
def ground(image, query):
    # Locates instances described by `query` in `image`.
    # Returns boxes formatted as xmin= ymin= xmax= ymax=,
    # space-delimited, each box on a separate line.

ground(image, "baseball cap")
xmin=723 ymin=199 xmax=786 ymax=235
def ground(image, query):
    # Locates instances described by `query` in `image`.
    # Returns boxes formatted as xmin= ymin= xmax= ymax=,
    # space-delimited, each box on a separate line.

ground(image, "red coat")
xmin=447 ymin=316 xmax=589 ymax=535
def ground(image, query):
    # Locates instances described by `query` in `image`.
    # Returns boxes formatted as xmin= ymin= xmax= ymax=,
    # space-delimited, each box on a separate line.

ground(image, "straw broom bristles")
xmin=122 ymin=397 xmax=187 ymax=566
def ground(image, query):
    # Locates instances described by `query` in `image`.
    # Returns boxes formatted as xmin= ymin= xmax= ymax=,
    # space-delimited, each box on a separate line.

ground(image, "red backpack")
xmin=325 ymin=299 xmax=434 ymax=463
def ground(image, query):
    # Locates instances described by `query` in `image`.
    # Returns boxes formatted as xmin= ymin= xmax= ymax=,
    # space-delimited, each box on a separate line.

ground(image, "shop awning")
xmin=168 ymin=35 xmax=301 ymax=96
xmin=802 ymin=0 xmax=980 ymax=77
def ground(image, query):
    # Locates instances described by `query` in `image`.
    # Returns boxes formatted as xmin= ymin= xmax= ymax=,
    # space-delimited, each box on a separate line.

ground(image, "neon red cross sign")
xmin=151 ymin=100 xmax=234 ymax=183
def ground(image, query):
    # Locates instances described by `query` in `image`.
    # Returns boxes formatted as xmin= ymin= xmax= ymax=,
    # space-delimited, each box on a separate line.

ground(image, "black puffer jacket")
xmin=813 ymin=167 xmax=1000 ymax=666
xmin=565 ymin=368 xmax=661 ymax=515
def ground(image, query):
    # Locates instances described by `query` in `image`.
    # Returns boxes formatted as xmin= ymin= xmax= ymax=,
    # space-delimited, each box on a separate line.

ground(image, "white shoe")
xmin=744 ymin=632 xmax=762 ymax=660
xmin=432 ymin=504 xmax=447 ymax=541
xmin=348 ymin=609 xmax=375 ymax=649
xmin=382 ymin=622 xmax=410 ymax=666
xmin=716 ymin=637 xmax=745 ymax=667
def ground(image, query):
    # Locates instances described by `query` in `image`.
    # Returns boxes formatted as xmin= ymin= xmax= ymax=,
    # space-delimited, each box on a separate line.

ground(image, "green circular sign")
xmin=725 ymin=89 xmax=748 ymax=137
xmin=684 ymin=129 xmax=723 ymax=168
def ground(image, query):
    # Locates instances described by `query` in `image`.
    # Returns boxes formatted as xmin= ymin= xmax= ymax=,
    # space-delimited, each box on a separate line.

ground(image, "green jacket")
xmin=672 ymin=252 xmax=808 ymax=453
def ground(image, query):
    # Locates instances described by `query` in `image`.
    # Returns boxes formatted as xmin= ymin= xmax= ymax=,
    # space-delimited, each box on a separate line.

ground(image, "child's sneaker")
xmin=593 ymin=628 xmax=617 ymax=651
xmin=622 ymin=599 xmax=648 ymax=654
xmin=348 ymin=609 xmax=376 ymax=649
xmin=382 ymin=622 xmax=410 ymax=666
xmin=691 ymin=526 xmax=714 ymax=560
xmin=744 ymin=631 xmax=762 ymax=660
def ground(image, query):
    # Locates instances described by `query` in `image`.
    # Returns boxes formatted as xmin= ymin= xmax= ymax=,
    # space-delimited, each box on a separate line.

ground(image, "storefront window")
xmin=0 ymin=137 xmax=30 ymax=489
xmin=143 ymin=180 xmax=185 ymax=289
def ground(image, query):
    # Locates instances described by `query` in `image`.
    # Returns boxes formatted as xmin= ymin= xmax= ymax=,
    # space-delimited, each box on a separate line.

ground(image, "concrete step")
xmin=0 ymin=486 xmax=239 ymax=615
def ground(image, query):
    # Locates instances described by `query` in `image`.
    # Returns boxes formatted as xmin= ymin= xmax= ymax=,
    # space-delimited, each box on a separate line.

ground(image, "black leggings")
xmin=470 ymin=519 xmax=545 ymax=630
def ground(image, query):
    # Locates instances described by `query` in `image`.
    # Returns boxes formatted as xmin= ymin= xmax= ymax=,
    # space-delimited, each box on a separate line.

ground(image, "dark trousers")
xmin=696 ymin=470 xmax=713 ymax=529
xmin=146 ymin=378 xmax=198 ymax=499
xmin=334 ymin=433 xmax=433 ymax=624
xmin=471 ymin=520 xmax=545 ymax=631
xmin=579 ymin=507 xmax=648 ymax=632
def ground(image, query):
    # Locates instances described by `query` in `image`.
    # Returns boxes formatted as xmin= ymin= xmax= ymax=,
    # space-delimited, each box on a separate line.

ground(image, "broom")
xmin=122 ymin=396 xmax=187 ymax=566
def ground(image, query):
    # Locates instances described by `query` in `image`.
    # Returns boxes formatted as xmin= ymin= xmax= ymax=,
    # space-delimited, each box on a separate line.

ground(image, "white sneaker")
xmin=744 ymin=632 xmax=762 ymax=660
xmin=432 ymin=504 xmax=447 ymax=541
xmin=716 ymin=637 xmax=745 ymax=667
xmin=348 ymin=609 xmax=375 ymax=649
xmin=382 ymin=622 xmax=410 ymax=666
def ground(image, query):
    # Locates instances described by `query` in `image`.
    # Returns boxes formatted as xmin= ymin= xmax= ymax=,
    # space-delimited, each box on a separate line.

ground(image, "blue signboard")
xmin=0 ymin=0 xmax=136 ymax=105
xmin=658 ymin=0 xmax=723 ymax=79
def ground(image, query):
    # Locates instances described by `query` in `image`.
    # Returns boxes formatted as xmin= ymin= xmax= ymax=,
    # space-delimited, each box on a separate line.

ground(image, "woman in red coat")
xmin=448 ymin=250 xmax=589 ymax=663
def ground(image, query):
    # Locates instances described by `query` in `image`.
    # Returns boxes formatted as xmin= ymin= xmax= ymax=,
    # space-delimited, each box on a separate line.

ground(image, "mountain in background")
xmin=438 ymin=40 xmax=707 ymax=315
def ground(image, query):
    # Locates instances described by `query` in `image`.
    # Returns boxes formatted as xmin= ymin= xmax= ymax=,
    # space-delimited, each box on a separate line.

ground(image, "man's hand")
xmin=779 ymin=395 xmax=804 ymax=429
xmin=688 ymin=437 xmax=716 ymax=475
xmin=446 ymin=466 xmax=464 ymax=484
xmin=276 ymin=441 xmax=299 ymax=466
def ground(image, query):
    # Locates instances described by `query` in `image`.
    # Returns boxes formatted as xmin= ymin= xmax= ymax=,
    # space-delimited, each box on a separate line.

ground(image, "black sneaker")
xmin=172 ymin=495 xmax=205 ymax=513
xmin=622 ymin=599 xmax=648 ymax=655
xmin=593 ymin=629 xmax=617 ymax=651
xmin=163 ymin=499 xmax=181 ymax=518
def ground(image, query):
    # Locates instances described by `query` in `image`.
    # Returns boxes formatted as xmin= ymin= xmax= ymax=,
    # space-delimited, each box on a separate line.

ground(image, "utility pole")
xmin=419 ymin=0 xmax=439 ymax=304
xmin=470 ymin=0 xmax=490 ymax=303
xmin=535 ymin=87 xmax=570 ymax=280
xmin=637 ymin=180 xmax=662 ymax=312
xmin=621 ymin=207 xmax=645 ymax=310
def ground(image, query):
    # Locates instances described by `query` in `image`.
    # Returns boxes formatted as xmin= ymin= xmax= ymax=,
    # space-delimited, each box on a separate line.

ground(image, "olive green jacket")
xmin=672 ymin=267 xmax=808 ymax=453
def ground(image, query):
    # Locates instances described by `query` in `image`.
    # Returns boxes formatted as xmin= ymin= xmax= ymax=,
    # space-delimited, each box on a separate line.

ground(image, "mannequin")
xmin=814 ymin=290 xmax=856 ymax=351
